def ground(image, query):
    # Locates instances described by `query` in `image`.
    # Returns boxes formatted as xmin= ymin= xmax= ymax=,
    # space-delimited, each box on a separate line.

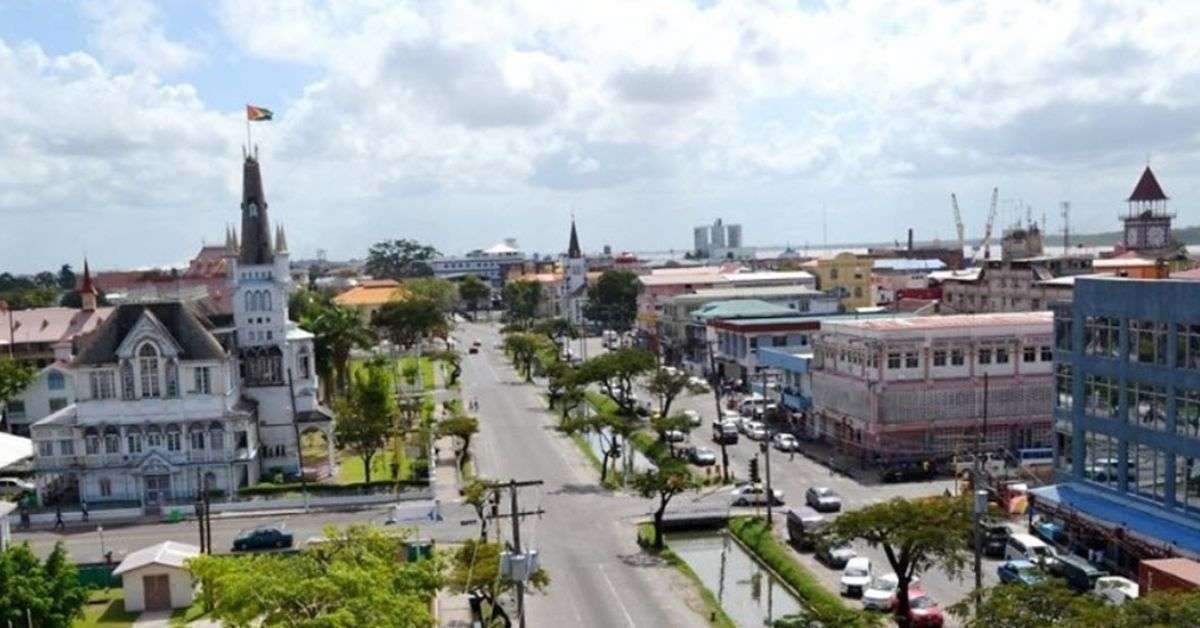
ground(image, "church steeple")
xmin=239 ymin=155 xmax=274 ymax=264
xmin=567 ymin=217 xmax=582 ymax=259
xmin=79 ymin=258 xmax=97 ymax=312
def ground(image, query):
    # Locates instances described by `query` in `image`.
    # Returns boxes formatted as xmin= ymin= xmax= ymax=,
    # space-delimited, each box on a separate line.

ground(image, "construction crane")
xmin=978 ymin=187 xmax=999 ymax=260
xmin=950 ymin=193 xmax=966 ymax=255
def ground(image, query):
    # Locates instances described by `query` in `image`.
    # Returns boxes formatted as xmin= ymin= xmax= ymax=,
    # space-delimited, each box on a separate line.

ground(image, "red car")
xmin=904 ymin=589 xmax=944 ymax=627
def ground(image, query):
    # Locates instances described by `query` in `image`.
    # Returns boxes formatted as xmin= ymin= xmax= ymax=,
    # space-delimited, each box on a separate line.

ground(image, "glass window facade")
xmin=1083 ymin=374 xmax=1118 ymax=419
xmin=1054 ymin=364 xmax=1073 ymax=411
xmin=1178 ymin=324 xmax=1200 ymax=370
xmin=1130 ymin=320 xmax=1168 ymax=365
xmin=1084 ymin=316 xmax=1120 ymax=357
xmin=1179 ymin=389 xmax=1200 ymax=439
xmin=1128 ymin=382 xmax=1167 ymax=431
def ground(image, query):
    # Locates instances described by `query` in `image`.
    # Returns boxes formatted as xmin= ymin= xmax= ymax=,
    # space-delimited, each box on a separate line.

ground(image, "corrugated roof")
xmin=72 ymin=302 xmax=226 ymax=366
xmin=723 ymin=271 xmax=815 ymax=282
xmin=872 ymin=258 xmax=947 ymax=271
xmin=833 ymin=311 xmax=1052 ymax=333
xmin=0 ymin=307 xmax=112 ymax=348
xmin=333 ymin=284 xmax=408 ymax=306
xmin=694 ymin=299 xmax=796 ymax=320
xmin=113 ymin=541 xmax=199 ymax=575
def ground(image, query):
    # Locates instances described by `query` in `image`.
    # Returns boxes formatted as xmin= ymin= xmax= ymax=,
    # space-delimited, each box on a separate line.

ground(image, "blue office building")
xmin=1033 ymin=277 xmax=1200 ymax=570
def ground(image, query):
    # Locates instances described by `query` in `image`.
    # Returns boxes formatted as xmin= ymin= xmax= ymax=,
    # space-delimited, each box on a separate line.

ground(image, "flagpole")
xmin=245 ymin=107 xmax=251 ymax=154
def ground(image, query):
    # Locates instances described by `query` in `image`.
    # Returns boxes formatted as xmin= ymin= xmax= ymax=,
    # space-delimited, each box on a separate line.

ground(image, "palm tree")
xmin=301 ymin=304 xmax=375 ymax=397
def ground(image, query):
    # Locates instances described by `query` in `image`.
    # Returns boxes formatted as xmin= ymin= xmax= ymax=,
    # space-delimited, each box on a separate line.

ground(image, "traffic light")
xmin=749 ymin=457 xmax=760 ymax=484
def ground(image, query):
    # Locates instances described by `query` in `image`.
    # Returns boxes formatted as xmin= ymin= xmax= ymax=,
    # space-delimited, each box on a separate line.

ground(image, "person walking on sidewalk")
xmin=53 ymin=505 xmax=64 ymax=530
xmin=81 ymin=500 xmax=89 ymax=522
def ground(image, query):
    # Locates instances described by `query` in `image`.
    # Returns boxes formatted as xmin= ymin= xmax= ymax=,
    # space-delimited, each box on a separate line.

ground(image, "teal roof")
xmin=693 ymin=299 xmax=795 ymax=320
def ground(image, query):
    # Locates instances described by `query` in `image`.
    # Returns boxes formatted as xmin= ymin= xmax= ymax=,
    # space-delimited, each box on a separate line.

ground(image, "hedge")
xmin=727 ymin=517 xmax=874 ymax=627
xmin=238 ymin=479 xmax=428 ymax=497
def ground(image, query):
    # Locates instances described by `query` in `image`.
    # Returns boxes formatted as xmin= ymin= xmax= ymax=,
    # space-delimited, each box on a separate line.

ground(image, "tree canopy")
xmin=445 ymin=539 xmax=549 ymax=628
xmin=950 ymin=579 xmax=1200 ymax=628
xmin=0 ymin=542 xmax=88 ymax=628
xmin=365 ymin=239 xmax=440 ymax=280
xmin=437 ymin=414 xmax=479 ymax=470
xmin=333 ymin=364 xmax=396 ymax=483
xmin=643 ymin=367 xmax=707 ymax=419
xmin=0 ymin=358 xmax=35 ymax=432
xmin=501 ymin=281 xmax=542 ymax=328
xmin=458 ymin=275 xmax=491 ymax=316
xmin=633 ymin=459 xmax=699 ymax=549
xmin=372 ymin=298 xmax=446 ymax=351
xmin=299 ymin=303 xmax=375 ymax=395
xmin=575 ymin=348 xmax=657 ymax=416
xmin=583 ymin=269 xmax=640 ymax=332
xmin=189 ymin=524 xmax=441 ymax=628
xmin=502 ymin=332 xmax=552 ymax=382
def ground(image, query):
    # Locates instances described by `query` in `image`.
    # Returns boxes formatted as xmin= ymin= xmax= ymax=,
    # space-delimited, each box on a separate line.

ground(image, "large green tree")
xmin=824 ymin=496 xmax=972 ymax=627
xmin=951 ymin=579 xmax=1200 ymax=628
xmin=583 ymin=269 xmax=640 ymax=331
xmin=643 ymin=367 xmax=707 ymax=419
xmin=403 ymin=278 xmax=460 ymax=314
xmin=333 ymin=364 xmax=396 ymax=483
xmin=365 ymin=239 xmax=439 ymax=280
xmin=0 ymin=543 xmax=88 ymax=628
xmin=189 ymin=525 xmax=441 ymax=627
xmin=300 ymin=304 xmax=375 ymax=396
xmin=458 ymin=275 xmax=491 ymax=318
xmin=633 ymin=459 xmax=699 ymax=549
xmin=56 ymin=264 xmax=76 ymax=291
xmin=438 ymin=414 xmax=479 ymax=471
xmin=0 ymin=358 xmax=35 ymax=433
xmin=575 ymin=348 xmax=657 ymax=416
xmin=501 ymin=281 xmax=542 ymax=329
xmin=372 ymin=298 xmax=445 ymax=352
xmin=559 ymin=411 xmax=639 ymax=484
xmin=502 ymin=332 xmax=550 ymax=382
xmin=532 ymin=318 xmax=578 ymax=346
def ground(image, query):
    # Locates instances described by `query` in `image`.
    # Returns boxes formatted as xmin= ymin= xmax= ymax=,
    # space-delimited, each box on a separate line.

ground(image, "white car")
xmin=730 ymin=484 xmax=784 ymax=507
xmin=862 ymin=574 xmax=919 ymax=611
xmin=772 ymin=433 xmax=799 ymax=452
xmin=746 ymin=421 xmax=768 ymax=441
xmin=682 ymin=409 xmax=702 ymax=427
xmin=1095 ymin=575 xmax=1139 ymax=605
xmin=840 ymin=556 xmax=872 ymax=597
xmin=0 ymin=477 xmax=34 ymax=499
xmin=664 ymin=430 xmax=687 ymax=443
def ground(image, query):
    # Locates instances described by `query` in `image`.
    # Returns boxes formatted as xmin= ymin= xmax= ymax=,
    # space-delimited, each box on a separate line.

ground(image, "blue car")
xmin=997 ymin=560 xmax=1045 ymax=586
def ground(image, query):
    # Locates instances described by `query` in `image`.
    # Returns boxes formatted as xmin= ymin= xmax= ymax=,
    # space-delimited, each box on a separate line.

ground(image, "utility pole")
xmin=195 ymin=469 xmax=207 ymax=554
xmin=707 ymin=340 xmax=729 ymax=482
xmin=484 ymin=479 xmax=546 ymax=628
xmin=972 ymin=372 xmax=989 ymax=614
xmin=760 ymin=367 xmax=774 ymax=527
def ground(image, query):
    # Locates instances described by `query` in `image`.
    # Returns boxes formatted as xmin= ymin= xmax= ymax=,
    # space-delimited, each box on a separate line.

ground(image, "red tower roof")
xmin=1128 ymin=166 xmax=1169 ymax=202
xmin=80 ymin=259 xmax=97 ymax=295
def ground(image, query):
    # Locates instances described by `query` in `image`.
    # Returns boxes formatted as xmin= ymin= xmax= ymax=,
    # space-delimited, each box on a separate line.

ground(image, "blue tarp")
xmin=1031 ymin=483 xmax=1200 ymax=556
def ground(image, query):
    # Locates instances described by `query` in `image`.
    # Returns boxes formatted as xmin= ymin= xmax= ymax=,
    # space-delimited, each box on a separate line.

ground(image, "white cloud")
xmin=83 ymin=0 xmax=201 ymax=75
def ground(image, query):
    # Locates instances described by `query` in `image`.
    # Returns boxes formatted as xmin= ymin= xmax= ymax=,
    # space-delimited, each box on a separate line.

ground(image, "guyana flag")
xmin=246 ymin=104 xmax=273 ymax=121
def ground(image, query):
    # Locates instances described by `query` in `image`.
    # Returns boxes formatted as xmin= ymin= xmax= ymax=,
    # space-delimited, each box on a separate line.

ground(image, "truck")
xmin=1139 ymin=558 xmax=1200 ymax=594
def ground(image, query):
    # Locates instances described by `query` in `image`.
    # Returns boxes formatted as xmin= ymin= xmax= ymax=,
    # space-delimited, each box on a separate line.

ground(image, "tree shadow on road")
xmin=547 ymin=483 xmax=609 ymax=496
xmin=618 ymin=550 xmax=669 ymax=569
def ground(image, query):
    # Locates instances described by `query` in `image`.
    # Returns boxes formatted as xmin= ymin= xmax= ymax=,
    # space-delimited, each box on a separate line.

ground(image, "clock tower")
xmin=1118 ymin=166 xmax=1175 ymax=256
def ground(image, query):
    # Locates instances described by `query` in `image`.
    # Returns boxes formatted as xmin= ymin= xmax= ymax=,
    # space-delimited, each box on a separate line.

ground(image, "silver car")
xmin=806 ymin=486 xmax=842 ymax=512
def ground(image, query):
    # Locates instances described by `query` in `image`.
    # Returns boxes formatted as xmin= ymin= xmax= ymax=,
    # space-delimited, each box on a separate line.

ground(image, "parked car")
xmin=905 ymin=589 xmax=945 ymax=627
xmin=805 ymin=487 xmax=842 ymax=513
xmin=979 ymin=517 xmax=1012 ymax=557
xmin=772 ymin=433 xmax=799 ymax=452
xmin=816 ymin=541 xmax=857 ymax=569
xmin=745 ymin=421 xmax=768 ymax=441
xmin=688 ymin=447 xmax=717 ymax=466
xmin=232 ymin=524 xmax=293 ymax=551
xmin=1094 ymin=575 xmax=1139 ymax=605
xmin=840 ymin=556 xmax=872 ymax=597
xmin=0 ymin=477 xmax=34 ymax=499
xmin=712 ymin=422 xmax=738 ymax=445
xmin=862 ymin=573 xmax=900 ymax=611
xmin=730 ymin=484 xmax=784 ymax=507
xmin=688 ymin=376 xmax=710 ymax=390
xmin=1005 ymin=533 xmax=1059 ymax=570
xmin=664 ymin=429 xmax=687 ymax=443
xmin=1053 ymin=554 xmax=1108 ymax=592
xmin=471 ymin=340 xmax=482 ymax=347
xmin=880 ymin=462 xmax=936 ymax=483
xmin=954 ymin=452 xmax=1007 ymax=477
xmin=1032 ymin=517 xmax=1069 ymax=545
xmin=997 ymin=560 xmax=1045 ymax=586
xmin=682 ymin=409 xmax=702 ymax=427
xmin=785 ymin=508 xmax=825 ymax=551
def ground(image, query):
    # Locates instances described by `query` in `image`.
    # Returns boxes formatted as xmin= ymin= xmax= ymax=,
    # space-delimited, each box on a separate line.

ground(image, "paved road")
xmin=461 ymin=322 xmax=707 ymax=628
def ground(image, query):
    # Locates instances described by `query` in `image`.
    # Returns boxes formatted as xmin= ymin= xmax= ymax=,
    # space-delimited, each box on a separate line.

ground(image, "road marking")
xmin=597 ymin=564 xmax=637 ymax=628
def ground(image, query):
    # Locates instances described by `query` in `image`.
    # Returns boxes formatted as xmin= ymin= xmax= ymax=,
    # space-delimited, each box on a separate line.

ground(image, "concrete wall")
xmin=121 ymin=565 xmax=194 ymax=612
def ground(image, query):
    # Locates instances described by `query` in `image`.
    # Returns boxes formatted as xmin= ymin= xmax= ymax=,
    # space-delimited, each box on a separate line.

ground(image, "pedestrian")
xmin=53 ymin=505 xmax=64 ymax=531
xmin=789 ymin=450 xmax=795 ymax=462
xmin=828 ymin=455 xmax=835 ymax=476
xmin=81 ymin=500 xmax=89 ymax=522
xmin=19 ymin=506 xmax=29 ymax=530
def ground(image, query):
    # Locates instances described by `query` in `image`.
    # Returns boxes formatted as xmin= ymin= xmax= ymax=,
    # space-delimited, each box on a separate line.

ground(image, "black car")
xmin=979 ymin=518 xmax=1011 ymax=557
xmin=880 ymin=463 xmax=936 ymax=483
xmin=232 ymin=524 xmax=294 ymax=551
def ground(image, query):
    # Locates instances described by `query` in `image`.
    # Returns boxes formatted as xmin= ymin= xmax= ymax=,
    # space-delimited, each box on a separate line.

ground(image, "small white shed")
xmin=112 ymin=541 xmax=199 ymax=612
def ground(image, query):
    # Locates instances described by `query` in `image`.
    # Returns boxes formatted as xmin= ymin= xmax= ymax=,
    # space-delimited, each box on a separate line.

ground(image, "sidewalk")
xmin=431 ymin=393 xmax=477 ymax=627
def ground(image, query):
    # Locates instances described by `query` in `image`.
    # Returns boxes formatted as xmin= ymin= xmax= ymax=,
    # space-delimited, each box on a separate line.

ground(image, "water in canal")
xmin=667 ymin=531 xmax=806 ymax=627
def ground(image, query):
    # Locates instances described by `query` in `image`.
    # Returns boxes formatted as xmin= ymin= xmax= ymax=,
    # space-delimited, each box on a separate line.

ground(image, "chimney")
xmin=907 ymin=228 xmax=914 ymax=252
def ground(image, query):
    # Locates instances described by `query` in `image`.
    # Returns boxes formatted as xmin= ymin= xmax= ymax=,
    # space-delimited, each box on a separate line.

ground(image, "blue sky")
xmin=3 ymin=1 xmax=1200 ymax=273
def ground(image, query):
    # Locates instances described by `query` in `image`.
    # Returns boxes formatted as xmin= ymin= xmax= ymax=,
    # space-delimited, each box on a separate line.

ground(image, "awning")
xmin=1031 ymin=483 xmax=1200 ymax=558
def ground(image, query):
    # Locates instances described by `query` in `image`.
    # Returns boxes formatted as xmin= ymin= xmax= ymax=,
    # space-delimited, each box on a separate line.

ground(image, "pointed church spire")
xmin=239 ymin=155 xmax=274 ymax=264
xmin=567 ymin=216 xmax=582 ymax=259
xmin=79 ymin=258 xmax=97 ymax=312
xmin=1128 ymin=166 xmax=1169 ymax=202
xmin=275 ymin=224 xmax=288 ymax=254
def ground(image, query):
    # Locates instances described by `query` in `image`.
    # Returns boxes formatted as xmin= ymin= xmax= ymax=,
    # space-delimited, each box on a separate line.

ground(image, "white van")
xmin=1004 ymin=533 xmax=1058 ymax=567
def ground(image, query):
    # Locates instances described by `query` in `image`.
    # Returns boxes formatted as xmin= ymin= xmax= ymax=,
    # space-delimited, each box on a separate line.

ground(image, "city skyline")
xmin=5 ymin=1 xmax=1200 ymax=273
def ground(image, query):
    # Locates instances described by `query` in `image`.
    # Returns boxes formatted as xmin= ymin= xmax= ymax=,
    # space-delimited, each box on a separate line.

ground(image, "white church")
xmin=29 ymin=154 xmax=333 ymax=510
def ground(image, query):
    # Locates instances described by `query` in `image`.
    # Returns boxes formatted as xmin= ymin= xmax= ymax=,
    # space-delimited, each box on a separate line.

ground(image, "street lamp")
xmin=97 ymin=525 xmax=106 ymax=562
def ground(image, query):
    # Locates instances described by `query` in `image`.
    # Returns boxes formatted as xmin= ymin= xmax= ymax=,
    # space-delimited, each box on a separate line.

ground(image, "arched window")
xmin=120 ymin=360 xmax=136 ymax=400
xmin=138 ymin=343 xmax=161 ymax=398
xmin=47 ymin=371 xmax=65 ymax=390
xmin=244 ymin=290 xmax=254 ymax=312
xmin=263 ymin=291 xmax=272 ymax=311
xmin=209 ymin=421 xmax=225 ymax=451
xmin=165 ymin=360 xmax=179 ymax=398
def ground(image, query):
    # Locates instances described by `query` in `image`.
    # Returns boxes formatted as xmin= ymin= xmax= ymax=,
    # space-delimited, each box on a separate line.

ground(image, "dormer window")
xmin=138 ymin=343 xmax=162 ymax=398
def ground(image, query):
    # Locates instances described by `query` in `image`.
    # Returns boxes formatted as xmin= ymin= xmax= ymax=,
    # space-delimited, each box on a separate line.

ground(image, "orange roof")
xmin=333 ymin=284 xmax=408 ymax=307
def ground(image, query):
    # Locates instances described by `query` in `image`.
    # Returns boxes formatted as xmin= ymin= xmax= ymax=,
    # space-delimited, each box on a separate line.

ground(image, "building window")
xmin=85 ymin=434 xmax=100 ymax=455
xmin=121 ymin=361 xmax=136 ymax=400
xmin=298 ymin=352 xmax=311 ymax=379
xmin=47 ymin=371 xmax=65 ymax=390
xmin=978 ymin=348 xmax=992 ymax=365
xmin=166 ymin=429 xmax=181 ymax=452
xmin=1055 ymin=364 xmax=1073 ymax=411
xmin=6 ymin=401 xmax=25 ymax=419
xmin=1083 ymin=431 xmax=1119 ymax=489
xmin=103 ymin=429 xmax=120 ymax=454
xmin=58 ymin=439 xmax=73 ymax=456
xmin=209 ymin=424 xmax=225 ymax=450
xmin=1083 ymin=374 xmax=1118 ymax=419
xmin=1177 ymin=324 xmax=1200 ymax=370
xmin=48 ymin=398 xmax=68 ymax=412
xmin=1130 ymin=320 xmax=1167 ymax=365
xmin=138 ymin=344 xmax=161 ymax=398
xmin=190 ymin=428 xmax=206 ymax=450
xmin=1179 ymin=390 xmax=1200 ymax=439
xmin=933 ymin=350 xmax=947 ymax=367
xmin=1083 ymin=316 xmax=1119 ymax=358
xmin=1055 ymin=431 xmax=1073 ymax=474
xmin=904 ymin=353 xmax=918 ymax=368
xmin=1023 ymin=346 xmax=1037 ymax=363
xmin=830 ymin=268 xmax=839 ymax=280
xmin=995 ymin=348 xmax=1009 ymax=364
xmin=38 ymin=441 xmax=53 ymax=457
xmin=1134 ymin=443 xmax=1167 ymax=503
xmin=887 ymin=353 xmax=901 ymax=369
xmin=1040 ymin=345 xmax=1053 ymax=361
xmin=165 ymin=360 xmax=179 ymax=397
xmin=90 ymin=371 xmax=116 ymax=400
xmin=1128 ymin=382 xmax=1167 ymax=431
xmin=1055 ymin=315 xmax=1073 ymax=351
xmin=1176 ymin=457 xmax=1200 ymax=513
xmin=127 ymin=433 xmax=142 ymax=454
xmin=99 ymin=478 xmax=112 ymax=498
xmin=193 ymin=367 xmax=212 ymax=394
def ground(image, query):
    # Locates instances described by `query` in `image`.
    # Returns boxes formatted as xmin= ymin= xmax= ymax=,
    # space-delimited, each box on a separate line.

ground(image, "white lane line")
xmin=597 ymin=564 xmax=637 ymax=628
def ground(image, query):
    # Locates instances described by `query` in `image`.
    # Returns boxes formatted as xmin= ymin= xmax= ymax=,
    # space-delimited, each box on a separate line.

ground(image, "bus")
xmin=1015 ymin=447 xmax=1054 ymax=468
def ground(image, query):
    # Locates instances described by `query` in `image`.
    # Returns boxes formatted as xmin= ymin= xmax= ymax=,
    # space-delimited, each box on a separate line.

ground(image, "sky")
xmin=4 ymin=0 xmax=1200 ymax=273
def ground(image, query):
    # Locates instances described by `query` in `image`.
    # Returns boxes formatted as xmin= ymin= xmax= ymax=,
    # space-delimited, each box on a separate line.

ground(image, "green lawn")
xmin=337 ymin=446 xmax=411 ymax=484
xmin=78 ymin=589 xmax=139 ymax=628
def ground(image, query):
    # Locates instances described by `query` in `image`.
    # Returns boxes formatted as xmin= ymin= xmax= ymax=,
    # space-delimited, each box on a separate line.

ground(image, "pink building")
xmin=811 ymin=312 xmax=1054 ymax=465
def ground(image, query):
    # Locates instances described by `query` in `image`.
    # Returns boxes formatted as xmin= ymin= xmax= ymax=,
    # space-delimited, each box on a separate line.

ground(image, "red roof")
xmin=79 ymin=259 xmax=97 ymax=295
xmin=1128 ymin=166 xmax=1168 ymax=202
